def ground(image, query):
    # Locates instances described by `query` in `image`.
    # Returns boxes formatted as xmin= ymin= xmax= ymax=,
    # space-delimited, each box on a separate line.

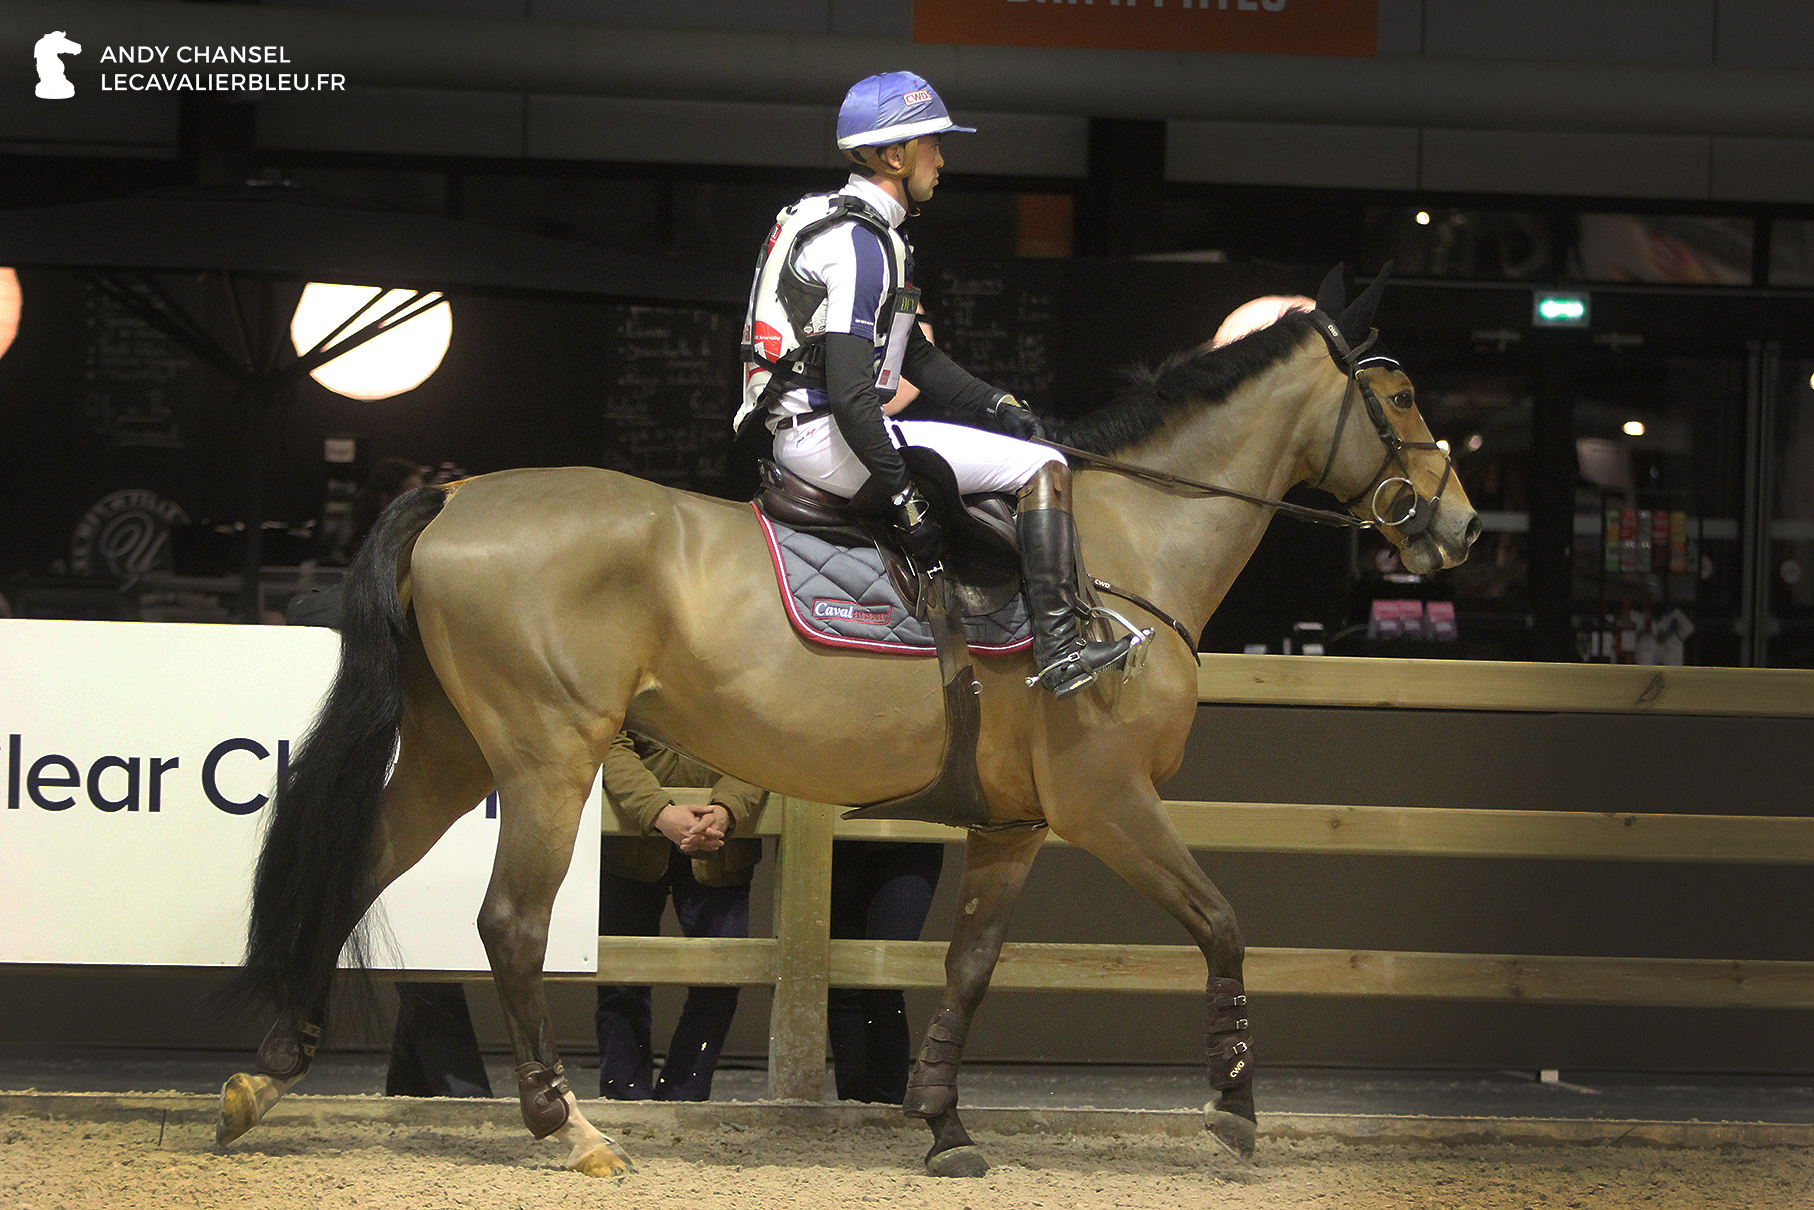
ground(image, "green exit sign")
xmin=1533 ymin=291 xmax=1590 ymax=327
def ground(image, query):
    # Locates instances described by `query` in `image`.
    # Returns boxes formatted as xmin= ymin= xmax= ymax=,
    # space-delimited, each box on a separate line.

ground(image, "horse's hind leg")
xmin=479 ymin=759 xmax=633 ymax=1178
xmin=1045 ymin=782 xmax=1255 ymax=1160
xmin=905 ymin=825 xmax=1046 ymax=1177
xmin=218 ymin=644 xmax=494 ymax=1145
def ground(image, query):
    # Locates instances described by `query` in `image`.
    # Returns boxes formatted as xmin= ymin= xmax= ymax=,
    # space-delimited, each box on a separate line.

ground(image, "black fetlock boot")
xmin=1016 ymin=464 xmax=1135 ymax=698
xmin=1204 ymin=976 xmax=1257 ymax=1160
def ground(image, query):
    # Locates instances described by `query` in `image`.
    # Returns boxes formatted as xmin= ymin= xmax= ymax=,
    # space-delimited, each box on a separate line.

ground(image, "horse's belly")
xmin=628 ymin=651 xmax=950 ymax=805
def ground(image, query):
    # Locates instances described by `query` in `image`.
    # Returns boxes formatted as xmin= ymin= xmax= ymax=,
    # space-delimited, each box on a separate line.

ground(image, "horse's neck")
xmin=1077 ymin=349 xmax=1333 ymax=643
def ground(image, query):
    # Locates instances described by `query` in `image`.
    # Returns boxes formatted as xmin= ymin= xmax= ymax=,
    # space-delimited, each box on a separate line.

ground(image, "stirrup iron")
xmin=1025 ymin=603 xmax=1154 ymax=693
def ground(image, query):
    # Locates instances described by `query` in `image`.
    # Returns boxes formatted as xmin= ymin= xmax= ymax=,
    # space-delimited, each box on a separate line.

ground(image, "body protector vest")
xmin=736 ymin=191 xmax=917 ymax=438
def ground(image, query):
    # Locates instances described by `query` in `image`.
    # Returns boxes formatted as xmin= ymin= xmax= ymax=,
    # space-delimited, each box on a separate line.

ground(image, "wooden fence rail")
xmin=10 ymin=655 xmax=1809 ymax=1103
xmin=599 ymin=655 xmax=1814 ymax=1099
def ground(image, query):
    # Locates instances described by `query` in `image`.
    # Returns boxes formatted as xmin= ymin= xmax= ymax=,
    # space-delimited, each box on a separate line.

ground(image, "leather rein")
xmin=1031 ymin=309 xmax=1455 ymax=660
xmin=1033 ymin=309 xmax=1450 ymax=535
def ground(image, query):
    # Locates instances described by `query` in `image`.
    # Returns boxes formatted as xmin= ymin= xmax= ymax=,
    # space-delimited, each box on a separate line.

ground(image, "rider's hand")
xmin=893 ymin=485 xmax=944 ymax=574
xmin=988 ymin=394 xmax=1046 ymax=442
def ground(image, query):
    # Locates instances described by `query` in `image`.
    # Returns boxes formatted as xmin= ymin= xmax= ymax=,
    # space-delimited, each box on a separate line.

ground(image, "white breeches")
xmin=773 ymin=416 xmax=1064 ymax=498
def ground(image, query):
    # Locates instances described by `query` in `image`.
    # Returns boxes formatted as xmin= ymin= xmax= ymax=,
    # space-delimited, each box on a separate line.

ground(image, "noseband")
xmin=1304 ymin=309 xmax=1454 ymax=538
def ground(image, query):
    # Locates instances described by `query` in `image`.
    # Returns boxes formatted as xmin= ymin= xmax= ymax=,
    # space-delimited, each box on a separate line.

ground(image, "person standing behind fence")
xmin=827 ymin=838 xmax=945 ymax=1103
xmin=597 ymin=730 xmax=768 ymax=1101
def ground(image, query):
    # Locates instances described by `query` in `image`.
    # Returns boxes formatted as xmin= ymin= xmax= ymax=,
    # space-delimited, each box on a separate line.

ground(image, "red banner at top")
xmin=913 ymin=0 xmax=1377 ymax=59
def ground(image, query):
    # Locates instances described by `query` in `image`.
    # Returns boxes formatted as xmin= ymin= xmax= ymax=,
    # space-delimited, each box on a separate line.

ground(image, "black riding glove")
xmin=986 ymin=394 xmax=1047 ymax=442
xmin=893 ymin=485 xmax=944 ymax=574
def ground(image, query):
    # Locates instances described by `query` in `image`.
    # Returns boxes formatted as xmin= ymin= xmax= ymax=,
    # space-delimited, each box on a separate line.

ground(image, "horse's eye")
xmin=1390 ymin=390 xmax=1414 ymax=410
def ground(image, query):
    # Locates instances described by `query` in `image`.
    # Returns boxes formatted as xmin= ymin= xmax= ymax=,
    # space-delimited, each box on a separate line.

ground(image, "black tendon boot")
xmin=1017 ymin=464 xmax=1135 ymax=698
xmin=1204 ymin=976 xmax=1257 ymax=1160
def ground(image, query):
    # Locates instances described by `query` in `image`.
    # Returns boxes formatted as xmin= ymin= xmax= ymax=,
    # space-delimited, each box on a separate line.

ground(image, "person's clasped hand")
xmin=654 ymin=802 xmax=729 ymax=853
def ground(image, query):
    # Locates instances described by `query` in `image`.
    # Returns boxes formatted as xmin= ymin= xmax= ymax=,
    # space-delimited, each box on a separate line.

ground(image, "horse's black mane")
xmin=1049 ymin=310 xmax=1320 ymax=456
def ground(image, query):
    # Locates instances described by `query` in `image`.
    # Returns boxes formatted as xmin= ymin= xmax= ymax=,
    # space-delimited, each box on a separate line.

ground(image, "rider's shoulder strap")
xmin=782 ymin=194 xmax=895 ymax=272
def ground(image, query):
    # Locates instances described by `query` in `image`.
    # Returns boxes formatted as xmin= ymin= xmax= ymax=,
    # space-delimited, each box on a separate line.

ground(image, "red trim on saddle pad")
xmin=751 ymin=503 xmax=1032 ymax=657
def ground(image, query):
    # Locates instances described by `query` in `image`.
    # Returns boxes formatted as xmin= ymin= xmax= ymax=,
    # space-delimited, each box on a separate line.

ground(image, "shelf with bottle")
xmin=1574 ymin=487 xmax=1700 ymax=664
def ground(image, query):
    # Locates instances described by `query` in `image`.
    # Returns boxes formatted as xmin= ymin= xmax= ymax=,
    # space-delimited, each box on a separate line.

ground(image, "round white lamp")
xmin=290 ymin=282 xmax=451 ymax=401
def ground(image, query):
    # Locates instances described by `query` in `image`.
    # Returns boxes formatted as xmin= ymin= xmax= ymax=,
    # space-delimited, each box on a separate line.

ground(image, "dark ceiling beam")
xmin=8 ymin=1 xmax=1814 ymax=140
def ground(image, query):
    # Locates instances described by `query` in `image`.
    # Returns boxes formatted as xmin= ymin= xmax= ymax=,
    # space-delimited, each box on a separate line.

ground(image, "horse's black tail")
xmin=219 ymin=485 xmax=449 ymax=1028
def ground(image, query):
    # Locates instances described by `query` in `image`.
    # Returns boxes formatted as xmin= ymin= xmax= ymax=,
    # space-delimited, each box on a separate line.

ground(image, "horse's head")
xmin=1304 ymin=265 xmax=1479 ymax=574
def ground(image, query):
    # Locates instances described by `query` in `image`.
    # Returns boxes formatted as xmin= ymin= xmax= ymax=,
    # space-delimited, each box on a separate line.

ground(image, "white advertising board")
xmin=0 ymin=618 xmax=599 ymax=973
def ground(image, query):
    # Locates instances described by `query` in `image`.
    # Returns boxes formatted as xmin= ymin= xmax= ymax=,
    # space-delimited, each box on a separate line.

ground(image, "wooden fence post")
xmin=768 ymin=795 xmax=833 ymax=1100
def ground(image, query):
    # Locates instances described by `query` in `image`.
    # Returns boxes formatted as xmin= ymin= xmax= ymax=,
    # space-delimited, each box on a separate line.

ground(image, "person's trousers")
xmin=773 ymin=415 xmax=1064 ymax=498
xmin=827 ymin=840 xmax=945 ymax=1104
xmin=596 ymin=852 xmax=751 ymax=1101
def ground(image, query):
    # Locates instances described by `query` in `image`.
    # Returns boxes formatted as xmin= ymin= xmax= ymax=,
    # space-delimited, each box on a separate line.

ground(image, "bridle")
xmin=1033 ymin=309 xmax=1451 ymax=537
xmin=1302 ymin=309 xmax=1455 ymax=540
xmin=1026 ymin=312 xmax=1456 ymax=662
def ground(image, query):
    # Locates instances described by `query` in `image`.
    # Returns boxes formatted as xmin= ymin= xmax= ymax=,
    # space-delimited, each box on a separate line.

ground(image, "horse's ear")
xmin=1337 ymin=260 xmax=1393 ymax=343
xmin=1314 ymin=263 xmax=1346 ymax=316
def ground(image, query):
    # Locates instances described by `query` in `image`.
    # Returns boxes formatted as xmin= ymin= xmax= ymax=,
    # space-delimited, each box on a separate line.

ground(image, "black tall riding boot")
xmin=1017 ymin=465 xmax=1136 ymax=698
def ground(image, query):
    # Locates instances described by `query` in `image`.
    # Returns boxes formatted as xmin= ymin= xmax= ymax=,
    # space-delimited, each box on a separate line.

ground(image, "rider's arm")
xmin=899 ymin=322 xmax=1011 ymax=417
xmin=823 ymin=333 xmax=910 ymax=497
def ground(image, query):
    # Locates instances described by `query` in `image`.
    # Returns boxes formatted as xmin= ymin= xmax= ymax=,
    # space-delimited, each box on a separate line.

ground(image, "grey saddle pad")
xmin=754 ymin=506 xmax=1031 ymax=655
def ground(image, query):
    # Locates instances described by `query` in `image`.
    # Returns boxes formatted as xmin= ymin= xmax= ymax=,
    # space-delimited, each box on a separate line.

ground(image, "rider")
xmin=738 ymin=71 xmax=1134 ymax=698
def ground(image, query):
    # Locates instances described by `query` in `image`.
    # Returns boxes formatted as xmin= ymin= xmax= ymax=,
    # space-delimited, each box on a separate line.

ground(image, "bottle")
xmin=1634 ymin=610 xmax=1659 ymax=665
xmin=1668 ymin=511 xmax=1689 ymax=575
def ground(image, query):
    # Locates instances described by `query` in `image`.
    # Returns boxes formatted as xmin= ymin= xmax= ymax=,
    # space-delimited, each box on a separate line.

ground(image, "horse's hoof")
xmin=569 ymin=1138 xmax=636 ymax=1178
xmin=925 ymin=1145 xmax=989 ymax=1178
xmin=1204 ymin=1104 xmax=1257 ymax=1161
xmin=216 ymin=1072 xmax=261 ymax=1146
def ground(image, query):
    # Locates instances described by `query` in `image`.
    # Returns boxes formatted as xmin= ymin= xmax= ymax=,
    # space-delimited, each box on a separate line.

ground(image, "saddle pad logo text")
xmin=812 ymin=598 xmax=891 ymax=626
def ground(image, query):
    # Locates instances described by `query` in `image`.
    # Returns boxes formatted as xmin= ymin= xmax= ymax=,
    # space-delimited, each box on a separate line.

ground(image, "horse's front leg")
xmin=905 ymin=824 xmax=1046 ymax=1177
xmin=1045 ymin=779 xmax=1255 ymax=1160
xmin=480 ymin=765 xmax=633 ymax=1178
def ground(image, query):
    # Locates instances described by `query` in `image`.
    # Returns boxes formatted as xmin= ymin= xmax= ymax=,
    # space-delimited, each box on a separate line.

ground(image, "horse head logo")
xmin=34 ymin=31 xmax=82 ymax=100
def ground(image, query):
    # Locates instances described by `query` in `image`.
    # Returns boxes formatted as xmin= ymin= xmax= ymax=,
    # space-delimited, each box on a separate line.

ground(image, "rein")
xmin=1033 ymin=308 xmax=1453 ymax=536
xmin=1033 ymin=436 xmax=1372 ymax=530
xmin=1031 ymin=309 xmax=1455 ymax=662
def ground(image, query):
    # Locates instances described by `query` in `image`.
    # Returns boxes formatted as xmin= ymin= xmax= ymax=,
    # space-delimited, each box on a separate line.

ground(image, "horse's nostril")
xmin=1464 ymin=515 xmax=1482 ymax=547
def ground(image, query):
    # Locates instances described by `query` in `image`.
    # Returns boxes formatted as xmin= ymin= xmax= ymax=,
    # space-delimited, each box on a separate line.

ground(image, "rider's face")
xmin=905 ymin=135 xmax=943 ymax=203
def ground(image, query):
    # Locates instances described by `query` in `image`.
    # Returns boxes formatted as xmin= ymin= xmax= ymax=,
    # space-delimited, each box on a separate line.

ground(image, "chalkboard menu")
xmin=926 ymin=261 xmax=1064 ymax=406
xmin=597 ymin=304 xmax=742 ymax=494
xmin=81 ymin=285 xmax=192 ymax=449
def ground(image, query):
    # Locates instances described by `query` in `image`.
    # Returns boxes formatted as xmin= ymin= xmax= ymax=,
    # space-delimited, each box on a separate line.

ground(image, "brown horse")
xmin=216 ymin=276 xmax=1477 ymax=1177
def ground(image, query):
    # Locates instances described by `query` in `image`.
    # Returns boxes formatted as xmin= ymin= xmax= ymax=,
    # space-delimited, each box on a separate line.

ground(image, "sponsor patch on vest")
xmin=812 ymin=598 xmax=891 ymax=626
